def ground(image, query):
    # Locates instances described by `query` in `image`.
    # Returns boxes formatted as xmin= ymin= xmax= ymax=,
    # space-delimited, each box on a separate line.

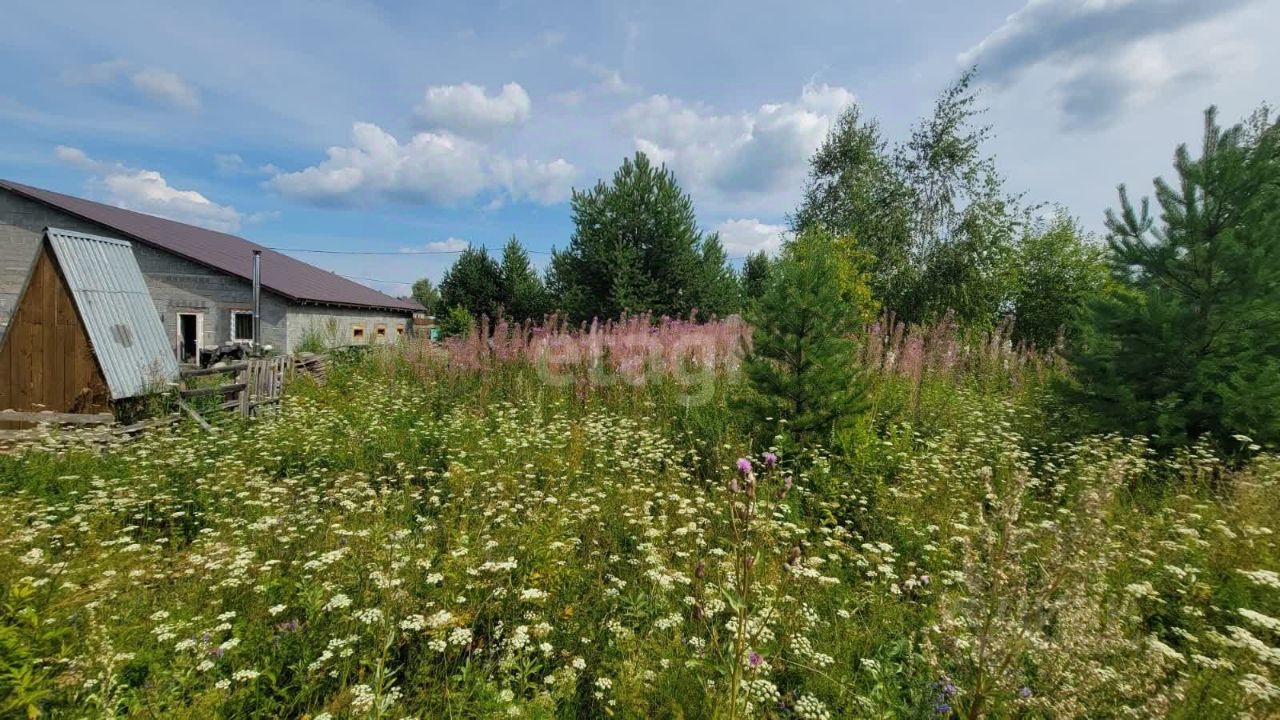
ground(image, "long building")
xmin=0 ymin=179 xmax=423 ymax=361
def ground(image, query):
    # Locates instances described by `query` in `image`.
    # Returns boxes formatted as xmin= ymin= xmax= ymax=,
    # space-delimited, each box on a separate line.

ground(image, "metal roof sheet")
xmin=46 ymin=228 xmax=181 ymax=400
xmin=1 ymin=180 xmax=421 ymax=313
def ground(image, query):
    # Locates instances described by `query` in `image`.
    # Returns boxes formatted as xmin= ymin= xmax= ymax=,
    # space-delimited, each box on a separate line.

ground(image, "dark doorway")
xmin=178 ymin=313 xmax=199 ymax=363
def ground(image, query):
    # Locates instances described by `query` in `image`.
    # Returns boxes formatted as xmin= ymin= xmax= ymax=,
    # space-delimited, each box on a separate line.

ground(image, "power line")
xmin=271 ymin=245 xmax=752 ymax=262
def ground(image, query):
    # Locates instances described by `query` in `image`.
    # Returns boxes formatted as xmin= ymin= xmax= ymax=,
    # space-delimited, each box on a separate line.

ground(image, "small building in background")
xmin=0 ymin=228 xmax=179 ymax=414
xmin=0 ymin=180 xmax=423 ymax=362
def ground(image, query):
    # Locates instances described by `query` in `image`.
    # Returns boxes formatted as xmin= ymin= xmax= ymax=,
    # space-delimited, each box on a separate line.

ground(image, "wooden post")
xmin=237 ymin=365 xmax=249 ymax=418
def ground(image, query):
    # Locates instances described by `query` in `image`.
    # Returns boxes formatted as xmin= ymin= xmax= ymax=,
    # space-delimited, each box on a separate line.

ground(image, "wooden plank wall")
xmin=0 ymin=242 xmax=111 ymax=418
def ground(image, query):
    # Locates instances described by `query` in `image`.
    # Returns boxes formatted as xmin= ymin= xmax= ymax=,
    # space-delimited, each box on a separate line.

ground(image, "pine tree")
xmin=694 ymin=232 xmax=741 ymax=318
xmin=737 ymin=229 xmax=870 ymax=449
xmin=547 ymin=152 xmax=732 ymax=321
xmin=440 ymin=245 xmax=506 ymax=321
xmin=499 ymin=236 xmax=550 ymax=322
xmin=1070 ymin=106 xmax=1280 ymax=451
xmin=739 ymin=251 xmax=772 ymax=307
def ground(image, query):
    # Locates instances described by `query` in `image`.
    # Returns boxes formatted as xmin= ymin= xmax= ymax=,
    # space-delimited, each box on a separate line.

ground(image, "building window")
xmin=395 ymin=324 xmax=405 ymax=337
xmin=375 ymin=324 xmax=388 ymax=341
xmin=231 ymin=311 xmax=254 ymax=341
xmin=352 ymin=325 xmax=365 ymax=342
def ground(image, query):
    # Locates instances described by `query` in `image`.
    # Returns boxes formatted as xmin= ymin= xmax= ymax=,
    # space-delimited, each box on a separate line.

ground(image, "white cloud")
xmin=103 ymin=171 xmax=241 ymax=231
xmin=962 ymin=0 xmax=1258 ymax=131
xmin=62 ymin=59 xmax=201 ymax=111
xmin=491 ymin=156 xmax=578 ymax=204
xmin=54 ymin=144 xmax=97 ymax=170
xmin=269 ymin=121 xmax=576 ymax=206
xmin=55 ymin=146 xmax=245 ymax=232
xmin=713 ymin=218 xmax=791 ymax=257
xmin=129 ymin=67 xmax=201 ymax=111
xmin=619 ymin=83 xmax=854 ymax=199
xmin=413 ymin=82 xmax=531 ymax=134
xmin=572 ymin=57 xmax=639 ymax=95
xmin=402 ymin=237 xmax=470 ymax=253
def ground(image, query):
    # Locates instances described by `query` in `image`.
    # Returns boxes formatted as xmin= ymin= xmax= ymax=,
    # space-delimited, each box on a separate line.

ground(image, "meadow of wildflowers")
xmin=1 ymin=326 xmax=1278 ymax=718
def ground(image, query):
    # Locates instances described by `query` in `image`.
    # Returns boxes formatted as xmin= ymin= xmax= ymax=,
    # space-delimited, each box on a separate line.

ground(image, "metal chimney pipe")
xmin=252 ymin=250 xmax=262 ymax=347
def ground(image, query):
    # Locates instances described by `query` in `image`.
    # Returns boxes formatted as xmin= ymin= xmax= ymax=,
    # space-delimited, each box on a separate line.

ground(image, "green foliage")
xmin=410 ymin=277 xmax=441 ymax=316
xmin=295 ymin=325 xmax=330 ymax=354
xmin=440 ymin=245 xmax=506 ymax=320
xmin=738 ymin=251 xmax=772 ymax=308
xmin=793 ymin=104 xmax=913 ymax=304
xmin=1010 ymin=211 xmax=1109 ymax=349
xmin=499 ymin=236 xmax=550 ymax=322
xmin=738 ymin=228 xmax=871 ymax=449
xmin=1069 ymin=105 xmax=1280 ymax=451
xmin=794 ymin=68 xmax=1022 ymax=329
xmin=438 ymin=305 xmax=474 ymax=338
xmin=548 ymin=151 xmax=738 ymax=321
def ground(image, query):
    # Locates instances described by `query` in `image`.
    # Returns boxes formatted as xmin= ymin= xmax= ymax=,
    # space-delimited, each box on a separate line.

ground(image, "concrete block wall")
xmin=286 ymin=305 xmax=413 ymax=352
xmin=130 ymin=241 xmax=290 ymax=353
xmin=0 ymin=189 xmax=104 ymax=332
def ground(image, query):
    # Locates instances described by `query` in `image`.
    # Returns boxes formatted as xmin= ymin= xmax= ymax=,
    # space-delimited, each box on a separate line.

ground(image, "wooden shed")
xmin=0 ymin=228 xmax=178 ymax=417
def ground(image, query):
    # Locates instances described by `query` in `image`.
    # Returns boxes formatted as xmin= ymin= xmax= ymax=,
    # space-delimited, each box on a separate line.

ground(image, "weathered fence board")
xmin=0 ymin=410 xmax=114 ymax=425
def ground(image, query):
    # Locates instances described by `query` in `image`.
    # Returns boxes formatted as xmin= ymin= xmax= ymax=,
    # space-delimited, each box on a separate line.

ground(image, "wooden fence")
xmin=0 ymin=353 xmax=328 ymax=448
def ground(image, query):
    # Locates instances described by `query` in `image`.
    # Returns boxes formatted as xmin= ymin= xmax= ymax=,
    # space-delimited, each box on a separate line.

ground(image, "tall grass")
xmin=0 ymin=319 xmax=1276 ymax=718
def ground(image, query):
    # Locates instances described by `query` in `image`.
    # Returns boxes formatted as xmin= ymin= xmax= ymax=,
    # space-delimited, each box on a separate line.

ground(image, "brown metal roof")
xmin=0 ymin=179 xmax=421 ymax=313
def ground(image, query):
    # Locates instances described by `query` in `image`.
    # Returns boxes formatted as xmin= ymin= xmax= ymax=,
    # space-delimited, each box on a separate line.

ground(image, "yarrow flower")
xmin=323 ymin=593 xmax=351 ymax=611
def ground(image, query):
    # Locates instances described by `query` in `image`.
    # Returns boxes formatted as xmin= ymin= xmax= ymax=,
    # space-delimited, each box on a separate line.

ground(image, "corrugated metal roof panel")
xmin=46 ymin=228 xmax=180 ymax=400
xmin=1 ymin=179 xmax=421 ymax=313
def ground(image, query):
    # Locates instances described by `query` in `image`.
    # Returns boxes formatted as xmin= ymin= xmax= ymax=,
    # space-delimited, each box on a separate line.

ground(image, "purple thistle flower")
xmin=762 ymin=452 xmax=778 ymax=469
xmin=748 ymin=651 xmax=763 ymax=668
xmin=736 ymin=457 xmax=752 ymax=475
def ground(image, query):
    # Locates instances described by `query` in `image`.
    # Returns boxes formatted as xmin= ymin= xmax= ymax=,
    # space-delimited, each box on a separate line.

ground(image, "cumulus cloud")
xmin=62 ymin=60 xmax=201 ymax=111
xmin=55 ymin=146 xmax=245 ymax=232
xmin=962 ymin=0 xmax=1259 ymax=130
xmin=54 ymin=145 xmax=97 ymax=170
xmin=713 ymin=218 xmax=791 ymax=256
xmin=619 ymin=83 xmax=854 ymax=199
xmin=414 ymin=82 xmax=531 ymax=134
xmin=268 ymin=121 xmax=576 ymax=206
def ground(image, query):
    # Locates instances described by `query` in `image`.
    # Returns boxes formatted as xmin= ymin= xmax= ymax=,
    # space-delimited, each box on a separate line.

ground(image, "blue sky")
xmin=2 ymin=0 xmax=1277 ymax=297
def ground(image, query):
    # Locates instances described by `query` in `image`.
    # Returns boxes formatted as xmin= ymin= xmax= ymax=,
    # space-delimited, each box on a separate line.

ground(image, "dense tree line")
xmin=412 ymin=74 xmax=1280 ymax=453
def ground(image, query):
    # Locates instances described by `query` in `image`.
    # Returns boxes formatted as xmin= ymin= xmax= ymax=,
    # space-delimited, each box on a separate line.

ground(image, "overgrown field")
xmin=2 ymin=344 xmax=1279 ymax=718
